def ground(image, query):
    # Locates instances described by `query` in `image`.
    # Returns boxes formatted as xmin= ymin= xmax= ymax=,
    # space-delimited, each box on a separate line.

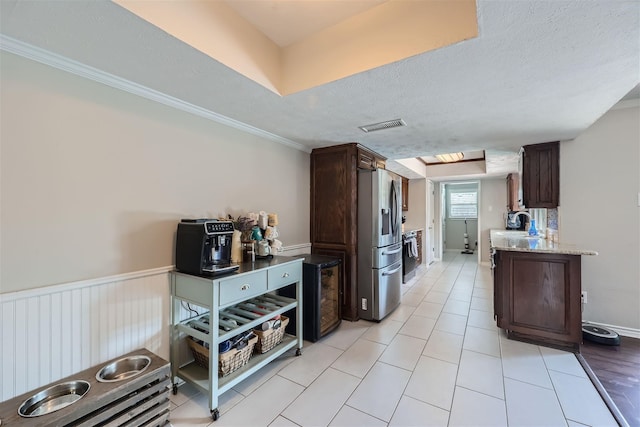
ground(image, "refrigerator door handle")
xmin=382 ymin=265 xmax=402 ymax=276
xmin=381 ymin=247 xmax=402 ymax=256
xmin=390 ymin=180 xmax=398 ymax=236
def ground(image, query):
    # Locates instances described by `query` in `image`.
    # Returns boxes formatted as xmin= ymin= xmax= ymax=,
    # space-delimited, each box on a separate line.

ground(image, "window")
xmin=449 ymin=191 xmax=477 ymax=219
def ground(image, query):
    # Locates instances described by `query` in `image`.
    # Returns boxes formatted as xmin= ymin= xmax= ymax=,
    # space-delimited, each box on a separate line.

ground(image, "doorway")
xmin=427 ymin=180 xmax=436 ymax=265
xmin=436 ymin=181 xmax=480 ymax=260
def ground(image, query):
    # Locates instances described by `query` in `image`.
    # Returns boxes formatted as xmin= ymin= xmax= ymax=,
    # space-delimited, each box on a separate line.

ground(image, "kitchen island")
xmin=490 ymin=230 xmax=597 ymax=350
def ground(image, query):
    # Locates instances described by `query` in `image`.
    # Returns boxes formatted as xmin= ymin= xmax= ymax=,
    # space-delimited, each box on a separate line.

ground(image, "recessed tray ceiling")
xmin=114 ymin=0 xmax=478 ymax=96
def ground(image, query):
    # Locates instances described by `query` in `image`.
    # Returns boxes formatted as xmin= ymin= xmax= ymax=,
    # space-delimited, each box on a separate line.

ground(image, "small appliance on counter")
xmin=175 ymin=219 xmax=240 ymax=276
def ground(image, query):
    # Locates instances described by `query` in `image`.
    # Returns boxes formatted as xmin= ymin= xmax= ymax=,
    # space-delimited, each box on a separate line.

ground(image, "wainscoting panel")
xmin=0 ymin=245 xmax=312 ymax=403
xmin=0 ymin=268 xmax=172 ymax=403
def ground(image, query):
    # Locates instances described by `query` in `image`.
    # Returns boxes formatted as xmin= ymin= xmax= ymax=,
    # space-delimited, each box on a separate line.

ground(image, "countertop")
xmin=490 ymin=230 xmax=598 ymax=256
xmin=402 ymin=228 xmax=423 ymax=235
xmin=173 ymin=255 xmax=305 ymax=280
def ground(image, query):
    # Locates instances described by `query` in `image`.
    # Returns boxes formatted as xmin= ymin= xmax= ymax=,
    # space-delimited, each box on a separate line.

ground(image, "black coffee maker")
xmin=175 ymin=219 xmax=240 ymax=276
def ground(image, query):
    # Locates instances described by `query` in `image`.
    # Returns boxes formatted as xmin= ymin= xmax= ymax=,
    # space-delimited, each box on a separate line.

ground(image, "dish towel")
xmin=405 ymin=236 xmax=418 ymax=258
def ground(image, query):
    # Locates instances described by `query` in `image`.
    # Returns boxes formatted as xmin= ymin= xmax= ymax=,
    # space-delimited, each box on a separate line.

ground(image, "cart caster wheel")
xmin=212 ymin=409 xmax=220 ymax=421
xmin=172 ymin=384 xmax=178 ymax=395
xmin=296 ymin=348 xmax=302 ymax=356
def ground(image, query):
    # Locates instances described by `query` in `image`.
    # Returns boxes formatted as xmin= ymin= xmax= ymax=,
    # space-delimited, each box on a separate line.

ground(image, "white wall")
xmin=404 ymin=178 xmax=427 ymax=264
xmin=479 ymin=178 xmax=508 ymax=262
xmin=560 ymin=105 xmax=640 ymax=332
xmin=0 ymin=52 xmax=310 ymax=293
xmin=404 ymin=178 xmax=426 ymax=232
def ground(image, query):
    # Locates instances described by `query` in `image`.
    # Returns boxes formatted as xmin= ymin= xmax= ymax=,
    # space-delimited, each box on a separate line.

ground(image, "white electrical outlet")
xmin=361 ymin=298 xmax=368 ymax=311
xmin=581 ymin=291 xmax=588 ymax=304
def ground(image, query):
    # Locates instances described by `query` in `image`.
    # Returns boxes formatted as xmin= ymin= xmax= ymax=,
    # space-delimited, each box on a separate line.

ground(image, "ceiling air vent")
xmin=358 ymin=118 xmax=406 ymax=133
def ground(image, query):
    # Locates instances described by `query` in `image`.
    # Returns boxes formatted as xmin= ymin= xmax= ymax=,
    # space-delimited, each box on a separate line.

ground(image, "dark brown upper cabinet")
xmin=522 ymin=141 xmax=559 ymax=208
xmin=506 ymin=173 xmax=520 ymax=211
xmin=401 ymin=177 xmax=409 ymax=211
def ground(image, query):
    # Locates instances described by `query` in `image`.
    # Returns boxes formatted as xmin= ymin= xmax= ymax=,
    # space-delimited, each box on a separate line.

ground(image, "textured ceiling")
xmin=1 ymin=0 xmax=638 ymax=181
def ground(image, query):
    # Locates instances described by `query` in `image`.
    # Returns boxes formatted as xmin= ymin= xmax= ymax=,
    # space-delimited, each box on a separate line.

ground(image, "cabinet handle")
xmin=241 ymin=284 xmax=250 ymax=291
xmin=282 ymin=272 xmax=290 ymax=278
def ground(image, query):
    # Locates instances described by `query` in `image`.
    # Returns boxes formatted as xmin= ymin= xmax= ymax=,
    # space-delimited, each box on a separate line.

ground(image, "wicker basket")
xmin=188 ymin=335 xmax=258 ymax=377
xmin=253 ymin=316 xmax=289 ymax=354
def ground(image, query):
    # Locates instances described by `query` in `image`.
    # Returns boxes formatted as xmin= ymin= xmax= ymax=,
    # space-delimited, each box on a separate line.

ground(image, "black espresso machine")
xmin=175 ymin=219 xmax=240 ymax=276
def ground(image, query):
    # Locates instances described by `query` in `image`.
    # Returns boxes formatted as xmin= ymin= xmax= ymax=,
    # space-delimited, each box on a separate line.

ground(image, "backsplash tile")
xmin=547 ymin=208 xmax=558 ymax=230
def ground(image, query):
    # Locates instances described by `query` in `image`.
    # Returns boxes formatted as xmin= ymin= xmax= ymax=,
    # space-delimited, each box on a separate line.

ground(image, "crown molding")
xmin=0 ymin=34 xmax=311 ymax=153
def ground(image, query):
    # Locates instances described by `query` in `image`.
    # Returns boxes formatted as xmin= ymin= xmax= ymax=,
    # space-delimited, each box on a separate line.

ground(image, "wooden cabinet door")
xmin=506 ymin=173 xmax=520 ymax=211
xmin=357 ymin=148 xmax=386 ymax=171
xmin=401 ymin=177 xmax=409 ymax=211
xmin=493 ymin=250 xmax=503 ymax=326
xmin=522 ymin=141 xmax=559 ymax=208
xmin=499 ymin=251 xmax=581 ymax=349
xmin=310 ymin=149 xmax=356 ymax=247
xmin=357 ymin=149 xmax=375 ymax=170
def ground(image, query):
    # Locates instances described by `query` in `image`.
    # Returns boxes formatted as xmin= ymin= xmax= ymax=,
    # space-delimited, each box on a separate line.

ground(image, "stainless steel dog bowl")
xmin=96 ymin=355 xmax=151 ymax=382
xmin=18 ymin=380 xmax=90 ymax=417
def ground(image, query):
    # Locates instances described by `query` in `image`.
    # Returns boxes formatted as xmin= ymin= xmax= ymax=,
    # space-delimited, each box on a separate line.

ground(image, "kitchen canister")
xmin=231 ymin=230 xmax=242 ymax=263
xmin=258 ymin=211 xmax=269 ymax=229
xmin=251 ymin=226 xmax=263 ymax=241
xmin=264 ymin=226 xmax=278 ymax=240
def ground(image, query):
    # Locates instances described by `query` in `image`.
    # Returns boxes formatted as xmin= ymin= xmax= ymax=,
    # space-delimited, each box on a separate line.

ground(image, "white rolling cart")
xmin=169 ymin=256 xmax=303 ymax=421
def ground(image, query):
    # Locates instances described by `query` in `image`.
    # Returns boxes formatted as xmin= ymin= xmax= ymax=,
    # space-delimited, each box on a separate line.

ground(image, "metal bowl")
xmin=95 ymin=355 xmax=151 ymax=382
xmin=18 ymin=380 xmax=90 ymax=417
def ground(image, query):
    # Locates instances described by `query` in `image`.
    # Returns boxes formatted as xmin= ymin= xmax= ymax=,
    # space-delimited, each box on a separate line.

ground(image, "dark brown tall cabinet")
xmin=310 ymin=143 xmax=386 ymax=321
xmin=522 ymin=141 xmax=560 ymax=208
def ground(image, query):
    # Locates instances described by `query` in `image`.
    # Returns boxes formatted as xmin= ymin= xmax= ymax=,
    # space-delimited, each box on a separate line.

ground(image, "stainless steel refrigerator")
xmin=357 ymin=168 xmax=403 ymax=321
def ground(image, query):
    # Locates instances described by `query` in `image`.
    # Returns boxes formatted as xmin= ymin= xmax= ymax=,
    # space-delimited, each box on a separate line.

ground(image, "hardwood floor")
xmin=580 ymin=335 xmax=640 ymax=427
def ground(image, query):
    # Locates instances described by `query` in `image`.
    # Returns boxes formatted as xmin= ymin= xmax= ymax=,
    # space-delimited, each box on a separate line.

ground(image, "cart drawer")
xmin=268 ymin=263 xmax=301 ymax=290
xmin=219 ymin=271 xmax=267 ymax=306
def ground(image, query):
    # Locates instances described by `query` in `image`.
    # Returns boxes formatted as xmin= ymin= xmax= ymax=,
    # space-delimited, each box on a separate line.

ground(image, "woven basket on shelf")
xmin=188 ymin=335 xmax=258 ymax=377
xmin=253 ymin=316 xmax=289 ymax=354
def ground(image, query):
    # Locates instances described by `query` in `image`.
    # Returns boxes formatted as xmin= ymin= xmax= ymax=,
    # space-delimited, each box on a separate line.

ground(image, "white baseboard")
xmin=582 ymin=320 xmax=640 ymax=339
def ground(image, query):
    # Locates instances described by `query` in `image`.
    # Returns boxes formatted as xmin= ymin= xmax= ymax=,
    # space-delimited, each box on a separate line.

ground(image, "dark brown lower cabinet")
xmin=494 ymin=250 xmax=582 ymax=350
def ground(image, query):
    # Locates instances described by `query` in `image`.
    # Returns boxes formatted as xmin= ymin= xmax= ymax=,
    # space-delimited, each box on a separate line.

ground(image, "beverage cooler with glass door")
xmin=280 ymin=254 xmax=342 ymax=342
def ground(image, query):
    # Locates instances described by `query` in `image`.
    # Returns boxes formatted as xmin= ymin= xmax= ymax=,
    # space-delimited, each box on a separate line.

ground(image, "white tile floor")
xmin=169 ymin=253 xmax=617 ymax=427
